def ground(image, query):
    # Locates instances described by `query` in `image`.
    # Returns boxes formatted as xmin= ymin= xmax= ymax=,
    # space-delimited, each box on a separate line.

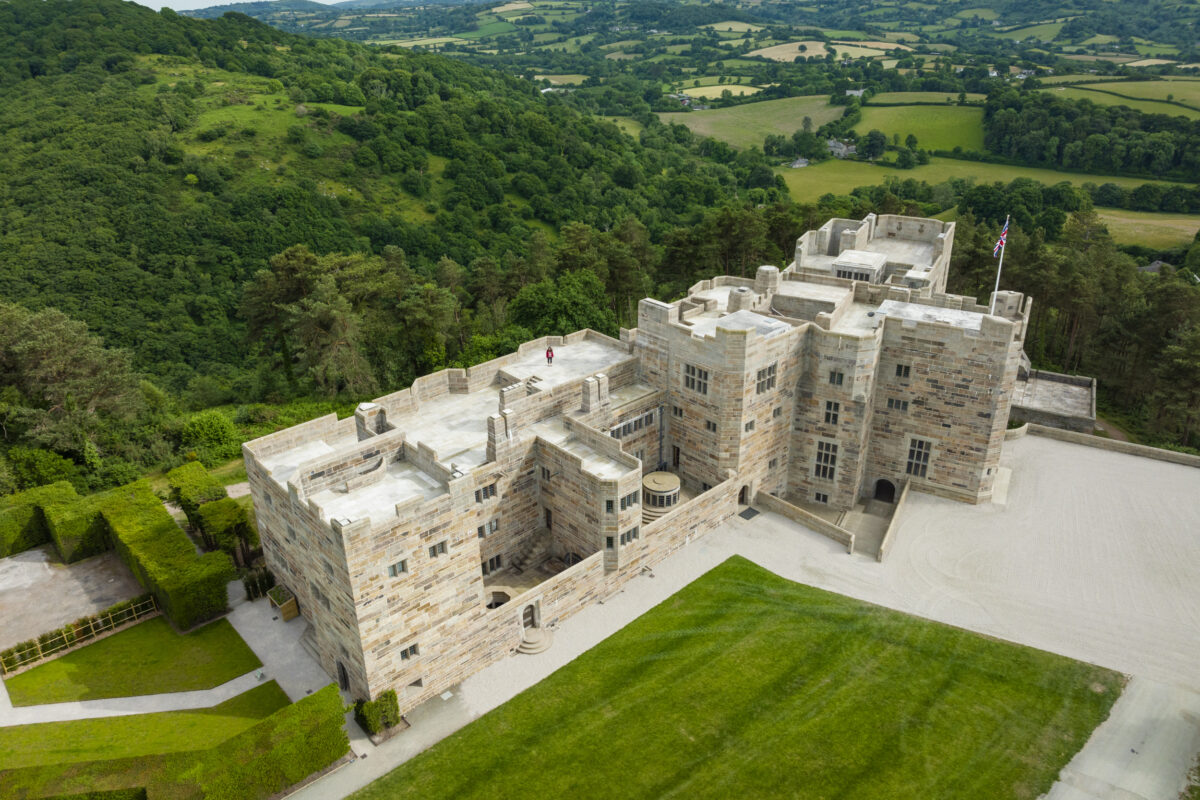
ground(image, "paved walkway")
xmin=289 ymin=434 xmax=1200 ymax=800
xmin=0 ymin=670 xmax=266 ymax=727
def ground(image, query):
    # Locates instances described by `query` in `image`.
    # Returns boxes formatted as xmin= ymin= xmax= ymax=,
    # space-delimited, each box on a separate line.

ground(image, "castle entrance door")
xmin=874 ymin=479 xmax=896 ymax=503
xmin=738 ymin=485 xmax=749 ymax=505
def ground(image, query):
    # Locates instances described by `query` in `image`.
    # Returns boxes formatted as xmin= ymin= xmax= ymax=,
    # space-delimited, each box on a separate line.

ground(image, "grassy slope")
xmin=1075 ymin=79 xmax=1200 ymax=106
xmin=1094 ymin=208 xmax=1200 ymax=249
xmin=0 ymin=681 xmax=289 ymax=769
xmin=1046 ymin=87 xmax=1200 ymax=120
xmin=869 ymin=91 xmax=987 ymax=103
xmin=857 ymin=105 xmax=985 ymax=150
xmin=779 ymin=156 xmax=1189 ymax=202
xmin=351 ymin=557 xmax=1122 ymax=800
xmin=5 ymin=618 xmax=261 ymax=706
xmin=659 ymin=96 xmax=842 ymax=149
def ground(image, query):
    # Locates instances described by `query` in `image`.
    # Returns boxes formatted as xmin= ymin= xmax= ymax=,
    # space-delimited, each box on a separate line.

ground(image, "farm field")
xmin=535 ymin=73 xmax=587 ymax=85
xmin=700 ymin=20 xmax=763 ymax=32
xmin=746 ymin=40 xmax=827 ymax=61
xmin=1094 ymin=209 xmax=1200 ymax=249
xmin=4 ymin=617 xmax=261 ymax=706
xmin=869 ymin=91 xmax=986 ymax=103
xmin=856 ymin=105 xmax=985 ymax=150
xmin=1075 ymin=80 xmax=1200 ymax=106
xmin=660 ymin=95 xmax=842 ymax=149
xmin=600 ymin=115 xmax=644 ymax=136
xmin=349 ymin=557 xmax=1121 ymax=800
xmin=1048 ymin=87 xmax=1200 ymax=119
xmin=996 ymin=21 xmax=1065 ymax=40
xmin=779 ymin=157 xmax=1188 ymax=202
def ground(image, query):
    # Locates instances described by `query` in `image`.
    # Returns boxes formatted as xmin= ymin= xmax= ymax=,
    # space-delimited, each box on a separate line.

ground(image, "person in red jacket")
xmin=545 ymin=346 xmax=554 ymax=365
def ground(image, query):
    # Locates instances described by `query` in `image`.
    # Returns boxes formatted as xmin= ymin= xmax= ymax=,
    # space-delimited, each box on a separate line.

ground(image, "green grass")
xmin=350 ymin=557 xmax=1122 ymax=800
xmin=600 ymin=115 xmax=644 ymax=136
xmin=1076 ymin=79 xmax=1200 ymax=106
xmin=659 ymin=95 xmax=842 ymax=149
xmin=5 ymin=618 xmax=261 ymax=706
xmin=856 ymin=105 xmax=985 ymax=150
xmin=869 ymin=91 xmax=986 ymax=104
xmin=1095 ymin=208 xmax=1200 ymax=249
xmin=1047 ymin=87 xmax=1200 ymax=119
xmin=779 ymin=156 xmax=1188 ymax=202
xmin=996 ymin=21 xmax=1065 ymax=40
xmin=0 ymin=681 xmax=289 ymax=769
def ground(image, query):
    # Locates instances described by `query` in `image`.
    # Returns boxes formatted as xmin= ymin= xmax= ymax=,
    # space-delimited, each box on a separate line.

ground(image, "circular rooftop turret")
xmin=642 ymin=471 xmax=681 ymax=523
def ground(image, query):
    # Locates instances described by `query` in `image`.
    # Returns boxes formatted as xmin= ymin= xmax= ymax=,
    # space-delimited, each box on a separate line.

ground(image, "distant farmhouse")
xmin=245 ymin=214 xmax=1094 ymax=710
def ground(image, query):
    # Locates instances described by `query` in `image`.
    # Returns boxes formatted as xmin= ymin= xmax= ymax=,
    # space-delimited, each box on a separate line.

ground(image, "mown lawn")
xmin=1095 ymin=208 xmax=1200 ymax=249
xmin=5 ymin=617 xmax=260 ymax=706
xmin=778 ymin=156 xmax=1189 ymax=202
xmin=0 ymin=681 xmax=289 ymax=769
xmin=350 ymin=557 xmax=1122 ymax=800
xmin=856 ymin=104 xmax=985 ymax=150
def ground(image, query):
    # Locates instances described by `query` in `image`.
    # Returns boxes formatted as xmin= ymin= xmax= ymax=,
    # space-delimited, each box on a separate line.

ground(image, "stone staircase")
xmin=510 ymin=530 xmax=550 ymax=574
xmin=517 ymin=627 xmax=553 ymax=654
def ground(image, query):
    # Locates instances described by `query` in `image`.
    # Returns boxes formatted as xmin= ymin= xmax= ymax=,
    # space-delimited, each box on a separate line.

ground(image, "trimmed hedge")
xmin=354 ymin=689 xmax=401 ymax=736
xmin=98 ymin=482 xmax=236 ymax=631
xmin=196 ymin=497 xmax=251 ymax=556
xmin=185 ymin=684 xmax=351 ymax=799
xmin=165 ymin=462 xmax=226 ymax=527
xmin=0 ymin=481 xmax=78 ymax=557
xmin=42 ymin=492 xmax=111 ymax=564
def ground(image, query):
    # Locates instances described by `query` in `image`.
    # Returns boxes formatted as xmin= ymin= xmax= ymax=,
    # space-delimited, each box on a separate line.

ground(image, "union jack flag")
xmin=993 ymin=219 xmax=1009 ymax=257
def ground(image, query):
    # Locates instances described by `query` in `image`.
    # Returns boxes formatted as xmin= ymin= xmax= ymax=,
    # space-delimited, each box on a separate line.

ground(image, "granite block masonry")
xmin=242 ymin=213 xmax=1062 ymax=710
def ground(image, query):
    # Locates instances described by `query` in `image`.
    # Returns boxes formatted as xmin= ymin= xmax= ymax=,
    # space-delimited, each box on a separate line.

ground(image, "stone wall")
xmin=1025 ymin=424 xmax=1200 ymax=468
xmin=754 ymin=491 xmax=854 ymax=553
xmin=876 ymin=479 xmax=910 ymax=563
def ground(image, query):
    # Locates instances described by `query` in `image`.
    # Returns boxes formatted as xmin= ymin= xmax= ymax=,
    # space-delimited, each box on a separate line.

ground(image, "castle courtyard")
xmin=291 ymin=431 xmax=1200 ymax=800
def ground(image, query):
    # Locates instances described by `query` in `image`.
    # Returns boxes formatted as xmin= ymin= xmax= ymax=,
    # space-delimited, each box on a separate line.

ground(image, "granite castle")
xmin=242 ymin=213 xmax=1088 ymax=710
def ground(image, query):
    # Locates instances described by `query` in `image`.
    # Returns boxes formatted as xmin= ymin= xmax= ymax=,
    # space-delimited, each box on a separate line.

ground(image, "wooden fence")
xmin=0 ymin=595 xmax=159 ymax=677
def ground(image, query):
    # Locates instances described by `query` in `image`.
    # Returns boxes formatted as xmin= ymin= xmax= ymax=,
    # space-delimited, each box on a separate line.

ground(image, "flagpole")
xmin=989 ymin=214 xmax=1010 ymax=316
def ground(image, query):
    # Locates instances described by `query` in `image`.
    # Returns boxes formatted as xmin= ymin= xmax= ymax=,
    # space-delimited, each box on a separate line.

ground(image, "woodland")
xmin=0 ymin=0 xmax=1198 ymax=500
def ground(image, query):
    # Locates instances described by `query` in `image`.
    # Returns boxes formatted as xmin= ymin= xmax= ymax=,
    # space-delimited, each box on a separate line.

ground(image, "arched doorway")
xmin=874 ymin=479 xmax=896 ymax=503
xmin=738 ymin=485 xmax=749 ymax=505
xmin=336 ymin=661 xmax=349 ymax=691
xmin=522 ymin=604 xmax=538 ymax=629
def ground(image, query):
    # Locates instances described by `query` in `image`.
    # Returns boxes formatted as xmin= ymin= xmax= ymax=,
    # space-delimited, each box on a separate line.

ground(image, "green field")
xmin=856 ymin=105 xmax=985 ymax=150
xmin=780 ymin=156 xmax=1188 ymax=202
xmin=659 ymin=95 xmax=842 ymax=149
xmin=869 ymin=91 xmax=986 ymax=104
xmin=1076 ymin=79 xmax=1200 ymax=106
xmin=1048 ymin=87 xmax=1200 ymax=119
xmin=996 ymin=21 xmax=1065 ymax=40
xmin=350 ymin=557 xmax=1121 ymax=800
xmin=600 ymin=115 xmax=644 ymax=136
xmin=1095 ymin=209 xmax=1200 ymax=249
xmin=0 ymin=682 xmax=289 ymax=769
xmin=5 ymin=617 xmax=261 ymax=706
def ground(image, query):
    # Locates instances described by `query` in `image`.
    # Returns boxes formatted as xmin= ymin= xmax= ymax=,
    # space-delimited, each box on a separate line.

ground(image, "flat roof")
xmin=877 ymin=299 xmax=984 ymax=331
xmin=531 ymin=419 xmax=630 ymax=479
xmin=861 ymin=238 xmax=936 ymax=269
xmin=775 ymin=280 xmax=852 ymax=304
xmin=688 ymin=309 xmax=791 ymax=340
xmin=309 ymin=459 xmax=444 ymax=524
xmin=1012 ymin=375 xmax=1093 ymax=419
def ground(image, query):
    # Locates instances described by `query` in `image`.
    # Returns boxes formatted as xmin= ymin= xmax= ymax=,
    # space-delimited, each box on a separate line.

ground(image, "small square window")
xmin=606 ymin=499 xmax=614 ymax=514
xmin=474 ymin=483 xmax=497 ymax=503
xmin=705 ymin=420 xmax=717 ymax=433
xmin=540 ymin=467 xmax=550 ymax=480
xmin=644 ymin=413 xmax=654 ymax=426
xmin=756 ymin=363 xmax=778 ymax=394
xmin=477 ymin=519 xmax=498 ymax=538
xmin=814 ymin=492 xmax=829 ymax=504
xmin=388 ymin=559 xmax=408 ymax=577
xmin=685 ymin=364 xmax=709 ymax=395
xmin=896 ymin=364 xmax=911 ymax=379
xmin=773 ymin=407 xmax=782 ymax=419
xmin=428 ymin=540 xmax=447 ymax=558
xmin=482 ymin=554 xmax=502 ymax=575
xmin=744 ymin=420 xmax=755 ymax=432
xmin=606 ymin=536 xmax=614 ymax=550
xmin=672 ymin=405 xmax=683 ymax=418
xmin=887 ymin=398 xmax=909 ymax=412
xmin=400 ymin=643 xmax=419 ymax=660
xmin=829 ymin=371 xmax=844 ymax=386
xmin=769 ymin=458 xmax=778 ymax=469
xmin=824 ymin=401 xmax=840 ymax=425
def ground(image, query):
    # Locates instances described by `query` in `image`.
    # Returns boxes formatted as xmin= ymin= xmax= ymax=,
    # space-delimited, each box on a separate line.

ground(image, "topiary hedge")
xmin=98 ymin=481 xmax=236 ymax=631
xmin=185 ymin=684 xmax=350 ymax=799
xmin=0 ymin=481 xmax=77 ymax=557
xmin=41 ymin=491 xmax=111 ymax=564
xmin=165 ymin=462 xmax=227 ymax=527
xmin=196 ymin=497 xmax=248 ymax=555
xmin=354 ymin=688 xmax=401 ymax=736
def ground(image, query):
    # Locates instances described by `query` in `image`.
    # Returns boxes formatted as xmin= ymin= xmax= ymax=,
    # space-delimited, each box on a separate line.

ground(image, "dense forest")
xmin=0 ymin=0 xmax=1198 ymax=498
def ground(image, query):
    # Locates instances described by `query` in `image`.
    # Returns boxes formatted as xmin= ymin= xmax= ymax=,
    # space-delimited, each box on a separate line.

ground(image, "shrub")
xmin=180 ymin=410 xmax=241 ymax=466
xmin=0 ymin=481 xmax=77 ymax=557
xmin=7 ymin=446 xmax=80 ymax=490
xmin=354 ymin=689 xmax=401 ymax=735
xmin=187 ymin=684 xmax=350 ymax=799
xmin=42 ymin=492 xmax=111 ymax=563
xmin=98 ymin=481 xmax=236 ymax=630
xmin=166 ymin=462 xmax=227 ymax=526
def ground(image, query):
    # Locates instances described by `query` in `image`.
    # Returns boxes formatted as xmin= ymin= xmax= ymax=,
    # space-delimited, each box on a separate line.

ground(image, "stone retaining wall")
xmin=753 ymin=492 xmax=854 ymax=553
xmin=876 ymin=479 xmax=910 ymax=563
